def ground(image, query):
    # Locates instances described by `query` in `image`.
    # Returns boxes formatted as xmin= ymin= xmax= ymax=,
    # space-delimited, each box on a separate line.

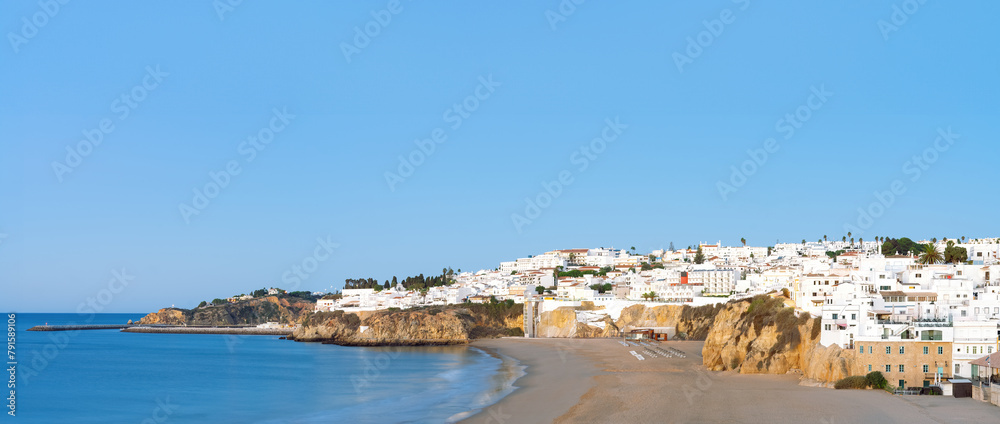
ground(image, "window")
xmin=868 ymin=365 xmax=872 ymax=372
xmin=915 ymin=273 xmax=922 ymax=278
xmin=885 ymin=365 xmax=891 ymax=373
xmin=859 ymin=345 xmax=864 ymax=354
xmin=938 ymin=347 xmax=943 ymax=355
xmin=899 ymin=346 xmax=905 ymax=354
xmin=923 ymin=346 xmax=928 ymax=355
xmin=832 ymin=313 xmax=838 ymax=320
xmin=899 ymin=379 xmax=906 ymax=388
xmin=973 ymin=347 xmax=978 ymax=355
xmin=955 ymin=364 xmax=961 ymax=374
xmin=899 ymin=365 xmax=905 ymax=372
xmin=869 ymin=346 xmax=873 ymax=354
xmin=851 ymin=314 xmax=856 ymax=320
xmin=824 ymin=324 xmax=831 ymax=331
xmin=886 ymin=346 xmax=892 ymax=354
xmin=923 ymin=365 xmax=929 ymax=373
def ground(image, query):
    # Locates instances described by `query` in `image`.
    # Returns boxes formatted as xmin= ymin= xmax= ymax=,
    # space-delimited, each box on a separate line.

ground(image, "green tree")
xmin=741 ymin=237 xmax=746 ymax=247
xmin=918 ymin=244 xmax=943 ymax=264
xmin=211 ymin=298 xmax=226 ymax=306
xmin=823 ymin=235 xmax=827 ymax=241
xmin=944 ymin=242 xmax=968 ymax=264
xmin=535 ymin=285 xmax=545 ymax=295
xmin=694 ymin=246 xmax=705 ymax=264
xmin=198 ymin=301 xmax=207 ymax=308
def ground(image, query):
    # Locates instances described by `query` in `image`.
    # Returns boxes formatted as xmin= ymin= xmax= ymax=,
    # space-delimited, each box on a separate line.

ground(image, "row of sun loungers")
xmin=623 ymin=340 xmax=687 ymax=359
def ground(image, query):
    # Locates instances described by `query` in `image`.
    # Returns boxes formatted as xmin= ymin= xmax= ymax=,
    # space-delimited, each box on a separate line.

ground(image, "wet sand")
xmin=463 ymin=338 xmax=1000 ymax=424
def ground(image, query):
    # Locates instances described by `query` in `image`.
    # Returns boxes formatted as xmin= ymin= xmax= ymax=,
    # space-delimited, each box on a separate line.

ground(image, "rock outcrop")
xmin=535 ymin=302 xmax=722 ymax=339
xmin=291 ymin=303 xmax=523 ymax=346
xmin=702 ymin=295 xmax=863 ymax=386
xmin=138 ymin=296 xmax=315 ymax=326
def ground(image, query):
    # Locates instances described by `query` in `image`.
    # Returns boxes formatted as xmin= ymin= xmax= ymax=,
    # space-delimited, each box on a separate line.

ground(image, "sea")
xmin=7 ymin=313 xmax=524 ymax=423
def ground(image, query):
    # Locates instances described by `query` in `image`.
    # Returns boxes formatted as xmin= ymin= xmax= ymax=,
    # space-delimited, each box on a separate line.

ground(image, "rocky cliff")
xmin=138 ymin=296 xmax=315 ymax=326
xmin=291 ymin=303 xmax=523 ymax=346
xmin=535 ymin=302 xmax=721 ymax=339
xmin=701 ymin=296 xmax=863 ymax=386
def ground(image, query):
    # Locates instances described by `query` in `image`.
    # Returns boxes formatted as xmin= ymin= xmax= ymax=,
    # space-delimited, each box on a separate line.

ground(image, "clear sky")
xmin=2 ymin=1 xmax=997 ymax=312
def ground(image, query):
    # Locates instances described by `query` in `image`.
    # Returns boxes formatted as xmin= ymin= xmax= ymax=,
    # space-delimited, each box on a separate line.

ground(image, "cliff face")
xmin=292 ymin=303 xmax=523 ymax=346
xmin=138 ymin=296 xmax=315 ymax=326
xmin=701 ymin=296 xmax=863 ymax=385
xmin=536 ymin=302 xmax=722 ymax=339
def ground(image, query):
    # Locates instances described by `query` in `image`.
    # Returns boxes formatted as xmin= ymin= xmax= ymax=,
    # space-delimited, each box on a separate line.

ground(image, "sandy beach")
xmin=463 ymin=338 xmax=1000 ymax=424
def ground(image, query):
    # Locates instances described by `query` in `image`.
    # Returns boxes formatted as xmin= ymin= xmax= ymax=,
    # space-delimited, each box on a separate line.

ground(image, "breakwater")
xmin=122 ymin=326 xmax=294 ymax=335
xmin=28 ymin=324 xmax=134 ymax=331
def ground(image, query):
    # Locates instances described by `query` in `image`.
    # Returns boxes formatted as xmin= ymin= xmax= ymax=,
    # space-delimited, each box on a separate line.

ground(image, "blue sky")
xmin=1 ymin=1 xmax=997 ymax=312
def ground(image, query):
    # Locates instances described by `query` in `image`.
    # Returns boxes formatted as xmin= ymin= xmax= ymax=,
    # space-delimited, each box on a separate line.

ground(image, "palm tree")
xmin=850 ymin=237 xmax=855 ymax=246
xmin=932 ymin=237 xmax=937 ymax=244
xmin=824 ymin=235 xmax=828 ymax=242
xmin=918 ymin=244 xmax=943 ymax=265
xmin=741 ymin=237 xmax=746 ymax=247
xmin=961 ymin=236 xmax=966 ymax=243
xmin=842 ymin=236 xmax=847 ymax=242
xmin=848 ymin=231 xmax=852 ymax=239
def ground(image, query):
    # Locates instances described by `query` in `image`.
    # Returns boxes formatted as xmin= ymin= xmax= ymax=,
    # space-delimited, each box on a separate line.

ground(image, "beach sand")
xmin=463 ymin=338 xmax=1000 ymax=424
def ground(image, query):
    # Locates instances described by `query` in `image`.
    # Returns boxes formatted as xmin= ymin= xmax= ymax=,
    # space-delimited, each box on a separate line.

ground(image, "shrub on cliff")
xmin=834 ymin=376 xmax=869 ymax=389
xmin=865 ymin=371 xmax=888 ymax=390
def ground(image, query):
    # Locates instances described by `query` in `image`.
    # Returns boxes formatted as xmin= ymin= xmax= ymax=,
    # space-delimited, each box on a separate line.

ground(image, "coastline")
xmin=460 ymin=338 xmax=1000 ymax=424
xmin=459 ymin=338 xmax=603 ymax=424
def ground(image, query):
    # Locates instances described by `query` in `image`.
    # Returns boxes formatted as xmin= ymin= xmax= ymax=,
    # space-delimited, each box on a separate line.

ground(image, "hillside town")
xmin=315 ymin=237 xmax=1000 ymax=390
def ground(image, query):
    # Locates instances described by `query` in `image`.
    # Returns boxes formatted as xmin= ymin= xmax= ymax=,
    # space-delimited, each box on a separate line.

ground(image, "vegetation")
xmin=535 ymin=285 xmax=545 ymax=295
xmin=834 ymin=376 xmax=870 ymax=390
xmin=589 ymin=283 xmax=613 ymax=293
xmin=825 ymin=250 xmax=846 ymax=260
xmin=918 ymin=244 xmax=943 ymax=264
xmin=344 ymin=269 xmax=457 ymax=291
xmin=197 ymin=301 xmax=207 ymax=308
xmin=211 ymin=298 xmax=227 ymax=306
xmin=865 ymin=371 xmax=888 ymax=390
xmin=944 ymin=241 xmax=968 ymax=264
xmin=693 ymin=246 xmax=705 ymax=264
xmin=881 ymin=237 xmax=921 ymax=256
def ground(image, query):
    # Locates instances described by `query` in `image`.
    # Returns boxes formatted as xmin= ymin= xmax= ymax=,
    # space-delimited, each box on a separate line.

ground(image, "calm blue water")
xmin=8 ymin=313 xmax=521 ymax=423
